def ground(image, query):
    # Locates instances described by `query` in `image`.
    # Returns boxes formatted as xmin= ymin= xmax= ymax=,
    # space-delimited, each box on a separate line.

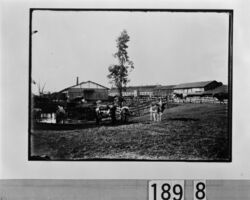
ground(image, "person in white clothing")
xmin=149 ymin=103 xmax=153 ymax=121
xmin=152 ymin=103 xmax=158 ymax=122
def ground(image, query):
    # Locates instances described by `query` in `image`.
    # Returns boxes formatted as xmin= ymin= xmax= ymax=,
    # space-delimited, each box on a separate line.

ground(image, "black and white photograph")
xmin=29 ymin=9 xmax=232 ymax=161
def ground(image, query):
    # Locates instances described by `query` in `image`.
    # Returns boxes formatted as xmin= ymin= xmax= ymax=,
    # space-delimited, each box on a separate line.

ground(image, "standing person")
xmin=152 ymin=103 xmax=158 ymax=122
xmin=95 ymin=100 xmax=102 ymax=125
xmin=149 ymin=103 xmax=153 ymax=121
xmin=121 ymin=106 xmax=129 ymax=123
xmin=110 ymin=103 xmax=117 ymax=125
xmin=158 ymin=98 xmax=163 ymax=122
xmin=56 ymin=105 xmax=66 ymax=124
xmin=95 ymin=106 xmax=100 ymax=125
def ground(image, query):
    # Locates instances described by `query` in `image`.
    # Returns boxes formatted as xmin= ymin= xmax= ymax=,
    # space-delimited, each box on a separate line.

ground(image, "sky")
xmin=31 ymin=10 xmax=229 ymax=93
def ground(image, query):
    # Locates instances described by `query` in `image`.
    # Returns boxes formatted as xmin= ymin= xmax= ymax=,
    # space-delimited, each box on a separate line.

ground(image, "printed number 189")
xmin=149 ymin=181 xmax=184 ymax=200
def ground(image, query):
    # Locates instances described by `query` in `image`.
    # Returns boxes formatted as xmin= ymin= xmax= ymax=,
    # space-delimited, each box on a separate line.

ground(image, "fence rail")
xmin=126 ymin=96 xmax=227 ymax=117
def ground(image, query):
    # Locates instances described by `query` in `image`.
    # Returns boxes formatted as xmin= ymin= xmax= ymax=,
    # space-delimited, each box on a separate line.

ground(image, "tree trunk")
xmin=118 ymin=63 xmax=124 ymax=107
xmin=118 ymin=86 xmax=123 ymax=107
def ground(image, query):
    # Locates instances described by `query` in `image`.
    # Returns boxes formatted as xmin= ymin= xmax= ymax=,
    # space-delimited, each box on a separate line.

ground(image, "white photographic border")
xmin=0 ymin=0 xmax=250 ymax=179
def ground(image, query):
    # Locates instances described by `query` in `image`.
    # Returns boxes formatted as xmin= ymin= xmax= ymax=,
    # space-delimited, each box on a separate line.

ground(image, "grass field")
xmin=30 ymin=103 xmax=230 ymax=161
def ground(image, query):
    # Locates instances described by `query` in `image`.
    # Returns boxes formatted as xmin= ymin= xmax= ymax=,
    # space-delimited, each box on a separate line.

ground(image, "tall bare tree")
xmin=107 ymin=30 xmax=134 ymax=106
xmin=33 ymin=79 xmax=46 ymax=95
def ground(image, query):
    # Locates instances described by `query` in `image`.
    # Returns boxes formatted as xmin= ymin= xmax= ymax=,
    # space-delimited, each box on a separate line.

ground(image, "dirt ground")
xmin=30 ymin=103 xmax=230 ymax=161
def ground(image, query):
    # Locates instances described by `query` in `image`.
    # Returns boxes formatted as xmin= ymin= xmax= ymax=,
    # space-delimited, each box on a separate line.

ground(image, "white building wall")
xmin=174 ymin=87 xmax=204 ymax=94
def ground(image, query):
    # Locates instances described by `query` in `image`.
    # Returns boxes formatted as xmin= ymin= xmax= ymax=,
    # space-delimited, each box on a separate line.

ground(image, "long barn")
xmin=108 ymin=80 xmax=225 ymax=99
xmin=173 ymin=80 xmax=223 ymax=97
xmin=109 ymin=85 xmax=159 ymax=97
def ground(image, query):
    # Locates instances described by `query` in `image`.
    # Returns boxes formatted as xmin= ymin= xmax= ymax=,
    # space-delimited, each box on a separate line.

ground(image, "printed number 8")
xmin=195 ymin=182 xmax=206 ymax=199
xmin=161 ymin=183 xmax=171 ymax=200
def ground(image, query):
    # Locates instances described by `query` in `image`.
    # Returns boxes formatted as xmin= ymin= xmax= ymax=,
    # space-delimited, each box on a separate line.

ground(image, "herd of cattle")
xmin=32 ymin=97 xmax=130 ymax=125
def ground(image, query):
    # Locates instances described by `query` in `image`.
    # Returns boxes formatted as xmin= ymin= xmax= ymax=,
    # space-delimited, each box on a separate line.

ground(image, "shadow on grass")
xmin=168 ymin=117 xmax=200 ymax=122
xmin=31 ymin=121 xmax=138 ymax=131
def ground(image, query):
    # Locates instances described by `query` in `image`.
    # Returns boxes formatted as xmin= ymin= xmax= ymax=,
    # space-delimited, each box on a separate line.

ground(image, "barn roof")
xmin=59 ymin=80 xmax=109 ymax=93
xmin=126 ymin=85 xmax=159 ymax=89
xmin=155 ymin=85 xmax=175 ymax=90
xmin=203 ymin=85 xmax=228 ymax=95
xmin=110 ymin=85 xmax=159 ymax=92
xmin=173 ymin=80 xmax=216 ymax=89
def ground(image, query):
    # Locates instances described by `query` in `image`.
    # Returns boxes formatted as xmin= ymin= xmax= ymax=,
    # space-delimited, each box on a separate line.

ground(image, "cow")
xmin=95 ymin=104 xmax=130 ymax=125
xmin=95 ymin=104 xmax=111 ymax=124
xmin=213 ymin=93 xmax=228 ymax=104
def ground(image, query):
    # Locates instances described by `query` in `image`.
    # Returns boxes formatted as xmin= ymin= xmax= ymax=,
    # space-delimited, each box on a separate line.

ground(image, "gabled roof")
xmin=203 ymin=85 xmax=228 ymax=95
xmin=129 ymin=85 xmax=160 ymax=88
xmin=59 ymin=80 xmax=109 ymax=93
xmin=173 ymin=80 xmax=216 ymax=89
xmin=85 ymin=80 xmax=109 ymax=90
